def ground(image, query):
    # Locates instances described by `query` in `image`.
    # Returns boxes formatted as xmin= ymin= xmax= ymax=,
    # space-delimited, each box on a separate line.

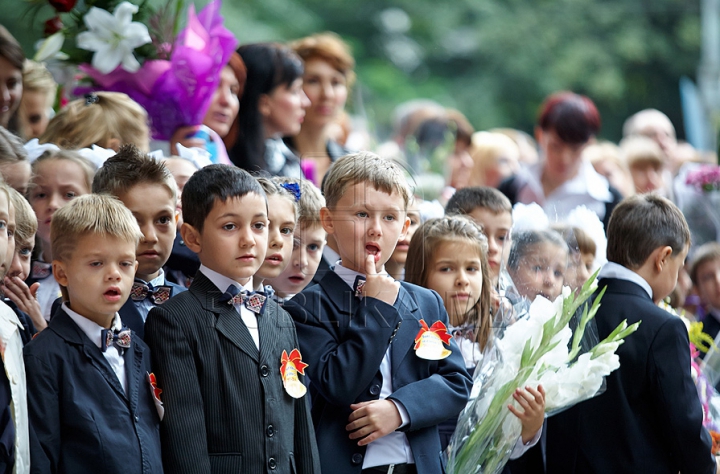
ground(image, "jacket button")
xmin=266 ymin=424 xmax=275 ymax=437
xmin=260 ymin=365 xmax=270 ymax=377
xmin=351 ymin=453 xmax=363 ymax=465
xmin=134 ymin=415 xmax=139 ymax=422
xmin=268 ymin=457 xmax=277 ymax=470
xmin=369 ymin=384 xmax=380 ymax=396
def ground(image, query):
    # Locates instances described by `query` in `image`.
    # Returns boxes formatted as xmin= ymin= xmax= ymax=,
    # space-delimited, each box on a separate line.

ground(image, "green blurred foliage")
xmin=2 ymin=0 xmax=701 ymax=142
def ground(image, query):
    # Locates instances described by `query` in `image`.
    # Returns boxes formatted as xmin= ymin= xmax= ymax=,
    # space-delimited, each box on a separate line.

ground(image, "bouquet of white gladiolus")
xmin=444 ymin=274 xmax=640 ymax=474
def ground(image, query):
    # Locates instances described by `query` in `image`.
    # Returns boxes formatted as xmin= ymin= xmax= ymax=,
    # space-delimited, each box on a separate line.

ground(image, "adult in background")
xmin=498 ymin=91 xmax=622 ymax=231
xmin=287 ymin=32 xmax=354 ymax=186
xmin=227 ymin=43 xmax=309 ymax=178
xmin=0 ymin=25 xmax=23 ymax=133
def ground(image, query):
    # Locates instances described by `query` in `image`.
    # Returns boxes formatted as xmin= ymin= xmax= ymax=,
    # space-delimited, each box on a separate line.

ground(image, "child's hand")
xmin=3 ymin=277 xmax=47 ymax=331
xmin=346 ymin=399 xmax=402 ymax=446
xmin=508 ymin=385 xmax=545 ymax=444
xmin=362 ymin=255 xmax=400 ymax=306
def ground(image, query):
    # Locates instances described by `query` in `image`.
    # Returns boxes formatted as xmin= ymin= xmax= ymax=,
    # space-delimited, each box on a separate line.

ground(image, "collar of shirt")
xmin=333 ymin=262 xmax=390 ymax=290
xmin=199 ymin=264 xmax=254 ymax=294
xmin=139 ymin=268 xmax=166 ymax=288
xmin=62 ymin=302 xmax=122 ymax=350
xmin=598 ymin=262 xmax=653 ymax=300
xmin=322 ymin=245 xmax=341 ymax=269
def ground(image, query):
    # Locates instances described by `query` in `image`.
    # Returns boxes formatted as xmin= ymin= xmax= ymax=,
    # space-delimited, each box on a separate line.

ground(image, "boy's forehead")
xmin=342 ymin=181 xmax=407 ymax=208
xmin=209 ymin=192 xmax=267 ymax=215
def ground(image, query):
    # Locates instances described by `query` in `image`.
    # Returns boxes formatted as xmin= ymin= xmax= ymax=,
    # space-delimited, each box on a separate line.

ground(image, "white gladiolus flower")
xmin=76 ymin=2 xmax=151 ymax=74
xmin=34 ymin=32 xmax=67 ymax=62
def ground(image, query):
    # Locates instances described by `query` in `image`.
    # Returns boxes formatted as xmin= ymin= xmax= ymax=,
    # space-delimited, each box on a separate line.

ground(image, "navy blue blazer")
xmin=24 ymin=309 xmax=163 ymax=474
xmin=545 ymin=278 xmax=716 ymax=474
xmin=284 ymin=272 xmax=472 ymax=474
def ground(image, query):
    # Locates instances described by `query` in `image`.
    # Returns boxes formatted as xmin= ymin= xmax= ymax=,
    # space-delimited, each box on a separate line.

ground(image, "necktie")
xmin=220 ymin=285 xmax=267 ymax=315
xmin=101 ymin=327 xmax=132 ymax=354
xmin=131 ymin=281 xmax=172 ymax=305
xmin=31 ymin=261 xmax=52 ymax=280
xmin=353 ymin=275 xmax=366 ymax=298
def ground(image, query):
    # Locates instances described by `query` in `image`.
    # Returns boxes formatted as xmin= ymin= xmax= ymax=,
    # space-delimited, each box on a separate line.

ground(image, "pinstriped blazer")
xmin=145 ymin=271 xmax=320 ymax=474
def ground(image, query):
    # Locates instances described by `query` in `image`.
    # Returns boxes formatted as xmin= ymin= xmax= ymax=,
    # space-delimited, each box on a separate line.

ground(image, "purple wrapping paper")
xmin=79 ymin=0 xmax=238 ymax=140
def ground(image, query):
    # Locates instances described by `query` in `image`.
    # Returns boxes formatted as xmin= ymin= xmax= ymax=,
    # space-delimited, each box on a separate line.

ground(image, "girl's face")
xmin=448 ymin=141 xmax=474 ymax=190
xmin=0 ymin=56 xmax=22 ymax=129
xmin=19 ymin=90 xmax=52 ymax=140
xmin=302 ymin=58 xmax=348 ymax=128
xmin=261 ymin=78 xmax=310 ymax=139
xmin=389 ymin=207 xmax=421 ymax=266
xmin=203 ymin=66 xmax=240 ymax=138
xmin=29 ymin=159 xmax=90 ymax=246
xmin=256 ymin=195 xmax=296 ymax=280
xmin=425 ymin=239 xmax=484 ymax=327
xmin=510 ymin=241 xmax=567 ymax=301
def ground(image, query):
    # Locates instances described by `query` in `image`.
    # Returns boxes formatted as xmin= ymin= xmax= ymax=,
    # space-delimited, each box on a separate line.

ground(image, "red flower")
xmin=44 ymin=17 xmax=63 ymax=37
xmin=49 ymin=0 xmax=76 ymax=13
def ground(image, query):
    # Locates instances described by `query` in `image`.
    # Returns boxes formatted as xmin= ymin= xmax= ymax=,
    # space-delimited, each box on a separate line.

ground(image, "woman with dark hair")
xmin=498 ymin=91 xmax=622 ymax=230
xmin=0 ymin=25 xmax=25 ymax=132
xmin=286 ymin=32 xmax=354 ymax=185
xmin=227 ymin=43 xmax=309 ymax=177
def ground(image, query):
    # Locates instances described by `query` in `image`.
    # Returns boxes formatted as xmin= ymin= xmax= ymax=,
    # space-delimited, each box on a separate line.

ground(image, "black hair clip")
xmin=84 ymin=93 xmax=100 ymax=106
xmin=280 ymin=182 xmax=302 ymax=202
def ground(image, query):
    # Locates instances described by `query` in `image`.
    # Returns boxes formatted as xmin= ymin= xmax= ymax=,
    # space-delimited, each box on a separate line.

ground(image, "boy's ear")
xmin=180 ymin=222 xmax=202 ymax=254
xmin=319 ymin=207 xmax=335 ymax=235
xmin=53 ymin=260 xmax=69 ymax=287
xmin=654 ymin=246 xmax=674 ymax=273
xmin=398 ymin=214 xmax=411 ymax=241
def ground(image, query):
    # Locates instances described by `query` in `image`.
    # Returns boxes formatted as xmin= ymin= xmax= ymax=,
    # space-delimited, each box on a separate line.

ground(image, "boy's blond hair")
xmin=7 ymin=187 xmax=36 ymax=243
xmin=274 ymin=177 xmax=325 ymax=229
xmin=22 ymin=60 xmax=57 ymax=106
xmin=51 ymin=194 xmax=142 ymax=264
xmin=322 ymin=152 xmax=412 ymax=210
xmin=39 ymin=92 xmax=149 ymax=151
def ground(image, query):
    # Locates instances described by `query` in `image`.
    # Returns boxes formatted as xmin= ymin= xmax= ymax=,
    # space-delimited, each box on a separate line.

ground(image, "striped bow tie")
xmin=31 ymin=261 xmax=52 ymax=280
xmin=220 ymin=285 xmax=267 ymax=315
xmin=131 ymin=281 xmax=172 ymax=305
xmin=101 ymin=327 xmax=132 ymax=354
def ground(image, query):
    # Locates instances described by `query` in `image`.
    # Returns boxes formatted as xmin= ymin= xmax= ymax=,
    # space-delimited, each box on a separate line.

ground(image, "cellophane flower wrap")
xmin=80 ymin=0 xmax=237 ymax=140
xmin=443 ymin=274 xmax=641 ymax=474
xmin=675 ymin=163 xmax=720 ymax=248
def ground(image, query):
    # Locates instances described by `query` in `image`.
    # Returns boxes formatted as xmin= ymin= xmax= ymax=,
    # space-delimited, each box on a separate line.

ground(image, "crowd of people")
xmin=1 ymin=6 xmax=720 ymax=474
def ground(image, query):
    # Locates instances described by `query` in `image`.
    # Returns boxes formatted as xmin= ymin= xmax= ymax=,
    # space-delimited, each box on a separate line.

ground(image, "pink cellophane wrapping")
xmin=79 ymin=0 xmax=237 ymax=140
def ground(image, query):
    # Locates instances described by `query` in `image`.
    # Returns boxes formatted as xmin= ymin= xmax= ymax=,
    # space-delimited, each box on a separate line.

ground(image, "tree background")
xmin=2 ymin=0 xmax=702 ymax=143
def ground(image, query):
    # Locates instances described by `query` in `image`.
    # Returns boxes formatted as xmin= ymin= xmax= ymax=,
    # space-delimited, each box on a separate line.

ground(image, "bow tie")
xmin=131 ymin=281 xmax=172 ymax=305
xmin=353 ymin=276 xmax=366 ymax=298
xmin=31 ymin=261 xmax=52 ymax=280
xmin=220 ymin=285 xmax=266 ymax=315
xmin=101 ymin=327 xmax=132 ymax=354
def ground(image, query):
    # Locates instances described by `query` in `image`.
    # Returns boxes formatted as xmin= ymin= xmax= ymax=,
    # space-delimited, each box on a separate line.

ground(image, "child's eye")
xmin=497 ymin=234 xmax=507 ymax=242
xmin=90 ymin=261 xmax=102 ymax=267
xmin=533 ymin=265 xmax=543 ymax=272
xmin=253 ymin=222 xmax=266 ymax=230
xmin=439 ymin=266 xmax=452 ymax=273
xmin=32 ymin=192 xmax=46 ymax=200
xmin=65 ymin=192 xmax=77 ymax=199
xmin=467 ymin=266 xmax=479 ymax=272
xmin=7 ymin=230 xmax=13 ymax=239
xmin=384 ymin=215 xmax=396 ymax=221
xmin=121 ymin=261 xmax=134 ymax=267
xmin=356 ymin=211 xmax=368 ymax=218
xmin=223 ymin=223 xmax=237 ymax=231
xmin=157 ymin=216 xmax=172 ymax=225
xmin=19 ymin=247 xmax=31 ymax=256
xmin=280 ymin=226 xmax=294 ymax=236
xmin=0 ymin=222 xmax=6 ymax=230
xmin=554 ymin=270 xmax=564 ymax=278
xmin=410 ymin=218 xmax=418 ymax=226
xmin=307 ymin=243 xmax=319 ymax=252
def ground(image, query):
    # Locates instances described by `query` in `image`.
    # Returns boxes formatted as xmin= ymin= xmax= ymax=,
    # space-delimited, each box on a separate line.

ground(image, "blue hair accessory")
xmin=84 ymin=93 xmax=100 ymax=106
xmin=280 ymin=182 xmax=302 ymax=202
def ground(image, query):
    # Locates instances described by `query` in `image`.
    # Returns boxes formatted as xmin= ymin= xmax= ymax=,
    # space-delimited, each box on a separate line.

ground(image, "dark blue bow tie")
xmin=101 ymin=327 xmax=132 ymax=354
xmin=219 ymin=285 xmax=267 ymax=315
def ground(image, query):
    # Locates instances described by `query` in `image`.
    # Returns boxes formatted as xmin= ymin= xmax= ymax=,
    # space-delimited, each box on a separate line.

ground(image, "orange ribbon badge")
xmin=280 ymin=349 xmax=309 ymax=399
xmin=414 ymin=320 xmax=452 ymax=360
xmin=147 ymin=372 xmax=165 ymax=420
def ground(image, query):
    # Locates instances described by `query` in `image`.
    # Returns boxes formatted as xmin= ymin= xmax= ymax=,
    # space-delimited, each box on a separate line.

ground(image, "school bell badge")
xmin=414 ymin=320 xmax=452 ymax=360
xmin=280 ymin=349 xmax=309 ymax=398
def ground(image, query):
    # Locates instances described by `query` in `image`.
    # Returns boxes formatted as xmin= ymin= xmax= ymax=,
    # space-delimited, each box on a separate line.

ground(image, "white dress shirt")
xmin=36 ymin=274 xmax=61 ymax=322
xmin=598 ymin=262 xmax=653 ymax=299
xmin=200 ymin=265 xmax=260 ymax=350
xmin=322 ymin=245 xmax=341 ymax=269
xmin=333 ymin=263 xmax=415 ymax=468
xmin=63 ymin=303 xmax=128 ymax=395
xmin=133 ymin=269 xmax=168 ymax=322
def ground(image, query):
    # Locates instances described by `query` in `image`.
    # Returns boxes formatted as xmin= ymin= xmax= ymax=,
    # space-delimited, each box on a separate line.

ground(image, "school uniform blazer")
xmin=24 ymin=308 xmax=163 ymax=474
xmin=284 ymin=272 xmax=472 ymax=474
xmin=144 ymin=271 xmax=320 ymax=474
xmin=120 ymin=281 xmax=186 ymax=340
xmin=545 ymin=278 xmax=716 ymax=474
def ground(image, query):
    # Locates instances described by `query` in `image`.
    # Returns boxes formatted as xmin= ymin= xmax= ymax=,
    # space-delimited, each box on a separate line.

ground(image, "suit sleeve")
xmin=649 ymin=317 xmax=716 ymax=474
xmin=145 ymin=306 xmax=211 ymax=474
xmin=23 ymin=351 xmax=59 ymax=474
xmin=387 ymin=290 xmax=472 ymax=430
xmin=285 ymin=293 xmax=402 ymax=406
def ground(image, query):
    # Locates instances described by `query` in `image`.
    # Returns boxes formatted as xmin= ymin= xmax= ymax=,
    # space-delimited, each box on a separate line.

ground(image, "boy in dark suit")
xmin=144 ymin=165 xmax=320 ymax=474
xmin=24 ymin=194 xmax=163 ymax=474
xmin=545 ymin=194 xmax=717 ymax=474
xmin=284 ymin=152 xmax=472 ymax=474
xmin=92 ymin=145 xmax=186 ymax=339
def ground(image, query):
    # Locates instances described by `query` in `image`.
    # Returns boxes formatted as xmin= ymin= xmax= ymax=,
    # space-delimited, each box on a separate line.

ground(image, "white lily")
xmin=34 ymin=32 xmax=68 ymax=62
xmin=76 ymin=2 xmax=151 ymax=74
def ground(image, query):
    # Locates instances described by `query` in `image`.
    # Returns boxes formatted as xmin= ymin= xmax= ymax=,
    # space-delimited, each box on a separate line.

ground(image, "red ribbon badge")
xmin=148 ymin=372 xmax=162 ymax=402
xmin=414 ymin=320 xmax=452 ymax=349
xmin=281 ymin=349 xmax=308 ymax=378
